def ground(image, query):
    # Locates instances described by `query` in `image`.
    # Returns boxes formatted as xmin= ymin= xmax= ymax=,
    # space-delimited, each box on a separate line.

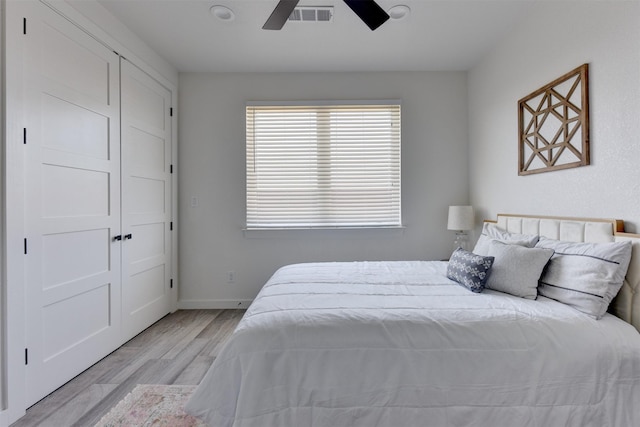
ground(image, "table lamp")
xmin=447 ymin=205 xmax=474 ymax=251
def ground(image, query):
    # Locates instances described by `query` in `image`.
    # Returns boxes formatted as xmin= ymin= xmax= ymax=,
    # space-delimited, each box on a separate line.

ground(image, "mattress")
xmin=185 ymin=261 xmax=640 ymax=427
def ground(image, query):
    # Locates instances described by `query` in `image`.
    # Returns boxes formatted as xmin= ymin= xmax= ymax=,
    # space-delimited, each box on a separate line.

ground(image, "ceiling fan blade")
xmin=263 ymin=0 xmax=300 ymax=30
xmin=343 ymin=0 xmax=389 ymax=31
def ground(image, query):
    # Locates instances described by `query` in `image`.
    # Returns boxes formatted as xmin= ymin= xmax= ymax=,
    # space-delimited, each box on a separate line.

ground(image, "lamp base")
xmin=453 ymin=232 xmax=470 ymax=251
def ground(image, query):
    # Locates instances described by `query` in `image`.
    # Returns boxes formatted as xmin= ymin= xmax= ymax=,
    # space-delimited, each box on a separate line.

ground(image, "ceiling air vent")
xmin=288 ymin=6 xmax=334 ymax=23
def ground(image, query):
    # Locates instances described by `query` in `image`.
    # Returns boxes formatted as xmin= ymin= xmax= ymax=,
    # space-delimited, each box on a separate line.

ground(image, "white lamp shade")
xmin=447 ymin=206 xmax=474 ymax=231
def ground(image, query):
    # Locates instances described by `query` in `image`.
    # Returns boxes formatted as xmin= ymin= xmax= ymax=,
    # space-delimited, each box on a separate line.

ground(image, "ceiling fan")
xmin=263 ymin=0 xmax=390 ymax=31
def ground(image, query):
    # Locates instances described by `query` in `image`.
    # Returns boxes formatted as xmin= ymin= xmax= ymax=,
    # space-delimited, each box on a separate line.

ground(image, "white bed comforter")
xmin=185 ymin=261 xmax=640 ymax=427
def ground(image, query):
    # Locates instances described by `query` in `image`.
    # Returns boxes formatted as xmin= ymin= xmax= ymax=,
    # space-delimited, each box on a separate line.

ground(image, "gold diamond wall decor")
xmin=518 ymin=64 xmax=590 ymax=175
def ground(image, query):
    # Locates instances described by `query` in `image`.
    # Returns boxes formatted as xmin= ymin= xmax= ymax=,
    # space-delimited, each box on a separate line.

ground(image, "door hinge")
xmin=170 ymin=107 xmax=173 ymax=117
xmin=170 ymin=279 xmax=173 ymax=289
xmin=23 ymin=18 xmax=27 ymax=35
xmin=23 ymin=128 xmax=27 ymax=145
xmin=170 ymin=222 xmax=173 ymax=231
xmin=25 ymin=348 xmax=28 ymax=365
xmin=24 ymin=238 xmax=28 ymax=255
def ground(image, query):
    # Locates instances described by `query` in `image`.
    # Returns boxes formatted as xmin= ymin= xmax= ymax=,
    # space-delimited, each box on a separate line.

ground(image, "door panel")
xmin=40 ymin=19 xmax=110 ymax=105
xmin=128 ymin=265 xmax=166 ymax=315
xmin=127 ymin=177 xmax=166 ymax=213
xmin=41 ymin=94 xmax=110 ymax=159
xmin=24 ymin=3 xmax=121 ymax=405
xmin=41 ymin=164 xmax=110 ymax=217
xmin=129 ymin=223 xmax=165 ymax=262
xmin=128 ymin=128 xmax=166 ymax=176
xmin=121 ymin=59 xmax=172 ymax=341
xmin=42 ymin=284 xmax=112 ymax=360
xmin=42 ymin=229 xmax=110 ymax=289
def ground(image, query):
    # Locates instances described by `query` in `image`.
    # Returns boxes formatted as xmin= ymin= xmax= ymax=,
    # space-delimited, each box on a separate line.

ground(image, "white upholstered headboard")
xmin=489 ymin=214 xmax=640 ymax=333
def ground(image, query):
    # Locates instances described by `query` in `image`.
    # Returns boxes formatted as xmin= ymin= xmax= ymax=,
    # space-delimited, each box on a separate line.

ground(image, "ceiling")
xmin=92 ymin=0 xmax=537 ymax=73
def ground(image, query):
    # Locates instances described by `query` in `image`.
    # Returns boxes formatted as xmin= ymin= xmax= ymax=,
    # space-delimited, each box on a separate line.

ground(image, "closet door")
xmin=23 ymin=2 xmax=122 ymax=405
xmin=120 ymin=58 xmax=172 ymax=341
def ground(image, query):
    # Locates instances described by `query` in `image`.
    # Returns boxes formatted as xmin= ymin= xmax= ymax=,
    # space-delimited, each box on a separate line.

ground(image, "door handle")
xmin=113 ymin=235 xmax=122 ymax=242
xmin=124 ymin=234 xmax=133 ymax=240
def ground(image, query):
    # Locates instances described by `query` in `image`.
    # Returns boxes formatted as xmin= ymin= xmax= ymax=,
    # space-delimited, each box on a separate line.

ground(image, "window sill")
xmin=243 ymin=226 xmax=406 ymax=239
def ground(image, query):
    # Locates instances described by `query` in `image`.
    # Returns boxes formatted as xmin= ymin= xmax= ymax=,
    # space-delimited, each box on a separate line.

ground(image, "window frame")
xmin=245 ymin=100 xmax=402 ymax=231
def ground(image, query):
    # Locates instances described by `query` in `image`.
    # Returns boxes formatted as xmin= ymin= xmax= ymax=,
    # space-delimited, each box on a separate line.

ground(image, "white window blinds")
xmin=246 ymin=102 xmax=401 ymax=229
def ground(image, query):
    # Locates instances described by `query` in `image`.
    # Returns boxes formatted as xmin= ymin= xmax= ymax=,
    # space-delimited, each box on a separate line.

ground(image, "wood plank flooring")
xmin=10 ymin=309 xmax=245 ymax=427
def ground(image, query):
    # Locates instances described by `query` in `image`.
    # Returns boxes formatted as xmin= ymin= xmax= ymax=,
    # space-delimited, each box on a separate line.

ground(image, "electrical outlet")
xmin=227 ymin=271 xmax=235 ymax=283
xmin=191 ymin=197 xmax=199 ymax=207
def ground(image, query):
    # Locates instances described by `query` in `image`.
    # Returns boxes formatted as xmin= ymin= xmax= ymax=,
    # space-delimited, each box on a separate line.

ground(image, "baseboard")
xmin=177 ymin=299 xmax=253 ymax=310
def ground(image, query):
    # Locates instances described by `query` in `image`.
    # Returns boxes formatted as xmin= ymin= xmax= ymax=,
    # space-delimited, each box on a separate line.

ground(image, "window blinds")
xmin=246 ymin=102 xmax=401 ymax=229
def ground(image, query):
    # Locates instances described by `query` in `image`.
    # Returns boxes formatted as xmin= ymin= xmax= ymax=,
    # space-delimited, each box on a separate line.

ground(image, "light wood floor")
xmin=10 ymin=309 xmax=245 ymax=427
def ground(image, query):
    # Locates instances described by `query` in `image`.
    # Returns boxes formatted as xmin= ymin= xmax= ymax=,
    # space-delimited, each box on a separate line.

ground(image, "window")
xmin=246 ymin=101 xmax=401 ymax=229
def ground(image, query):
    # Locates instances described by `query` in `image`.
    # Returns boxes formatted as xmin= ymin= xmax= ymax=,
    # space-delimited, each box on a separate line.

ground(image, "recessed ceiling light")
xmin=388 ymin=5 xmax=410 ymax=20
xmin=210 ymin=5 xmax=235 ymax=22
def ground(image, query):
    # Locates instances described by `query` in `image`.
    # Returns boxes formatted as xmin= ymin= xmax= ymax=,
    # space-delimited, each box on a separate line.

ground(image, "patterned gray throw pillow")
xmin=446 ymin=248 xmax=495 ymax=293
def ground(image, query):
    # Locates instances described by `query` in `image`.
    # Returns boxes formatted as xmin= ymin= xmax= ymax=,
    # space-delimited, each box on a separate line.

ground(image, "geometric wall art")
xmin=518 ymin=64 xmax=590 ymax=175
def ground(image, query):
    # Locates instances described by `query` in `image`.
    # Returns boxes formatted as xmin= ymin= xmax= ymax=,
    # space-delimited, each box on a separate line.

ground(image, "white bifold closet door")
xmin=22 ymin=3 xmax=172 ymax=406
xmin=24 ymin=3 xmax=122 ymax=405
xmin=120 ymin=58 xmax=172 ymax=342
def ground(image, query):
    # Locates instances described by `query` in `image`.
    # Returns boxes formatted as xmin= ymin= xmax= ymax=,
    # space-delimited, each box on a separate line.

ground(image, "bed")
xmin=185 ymin=214 xmax=640 ymax=427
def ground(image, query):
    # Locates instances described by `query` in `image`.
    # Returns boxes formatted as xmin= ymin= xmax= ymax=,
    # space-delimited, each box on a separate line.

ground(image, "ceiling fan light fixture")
xmin=388 ymin=5 xmax=410 ymax=20
xmin=210 ymin=5 xmax=235 ymax=22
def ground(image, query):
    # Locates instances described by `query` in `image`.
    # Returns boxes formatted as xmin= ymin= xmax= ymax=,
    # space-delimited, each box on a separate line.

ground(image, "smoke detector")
xmin=288 ymin=6 xmax=334 ymax=23
xmin=388 ymin=5 xmax=410 ymax=20
xmin=210 ymin=5 xmax=235 ymax=22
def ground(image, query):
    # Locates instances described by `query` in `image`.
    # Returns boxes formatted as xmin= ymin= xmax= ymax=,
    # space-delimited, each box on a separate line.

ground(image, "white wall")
xmin=468 ymin=1 xmax=640 ymax=232
xmin=178 ymin=71 xmax=469 ymax=307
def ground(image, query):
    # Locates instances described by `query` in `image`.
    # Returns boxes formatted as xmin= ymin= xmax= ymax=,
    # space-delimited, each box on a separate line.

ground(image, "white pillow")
xmin=535 ymin=237 xmax=632 ymax=319
xmin=473 ymin=223 xmax=540 ymax=256
xmin=484 ymin=240 xmax=554 ymax=299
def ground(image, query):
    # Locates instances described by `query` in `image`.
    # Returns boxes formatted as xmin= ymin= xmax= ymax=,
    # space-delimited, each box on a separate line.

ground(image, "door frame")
xmin=2 ymin=1 xmax=178 ymax=423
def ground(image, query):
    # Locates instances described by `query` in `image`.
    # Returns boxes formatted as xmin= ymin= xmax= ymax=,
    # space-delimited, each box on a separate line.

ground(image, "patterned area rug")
xmin=95 ymin=384 xmax=206 ymax=427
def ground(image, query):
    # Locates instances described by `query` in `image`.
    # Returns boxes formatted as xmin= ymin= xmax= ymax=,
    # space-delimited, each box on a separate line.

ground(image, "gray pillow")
xmin=446 ymin=248 xmax=494 ymax=293
xmin=473 ymin=223 xmax=539 ymax=255
xmin=535 ymin=237 xmax=632 ymax=319
xmin=484 ymin=240 xmax=554 ymax=299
